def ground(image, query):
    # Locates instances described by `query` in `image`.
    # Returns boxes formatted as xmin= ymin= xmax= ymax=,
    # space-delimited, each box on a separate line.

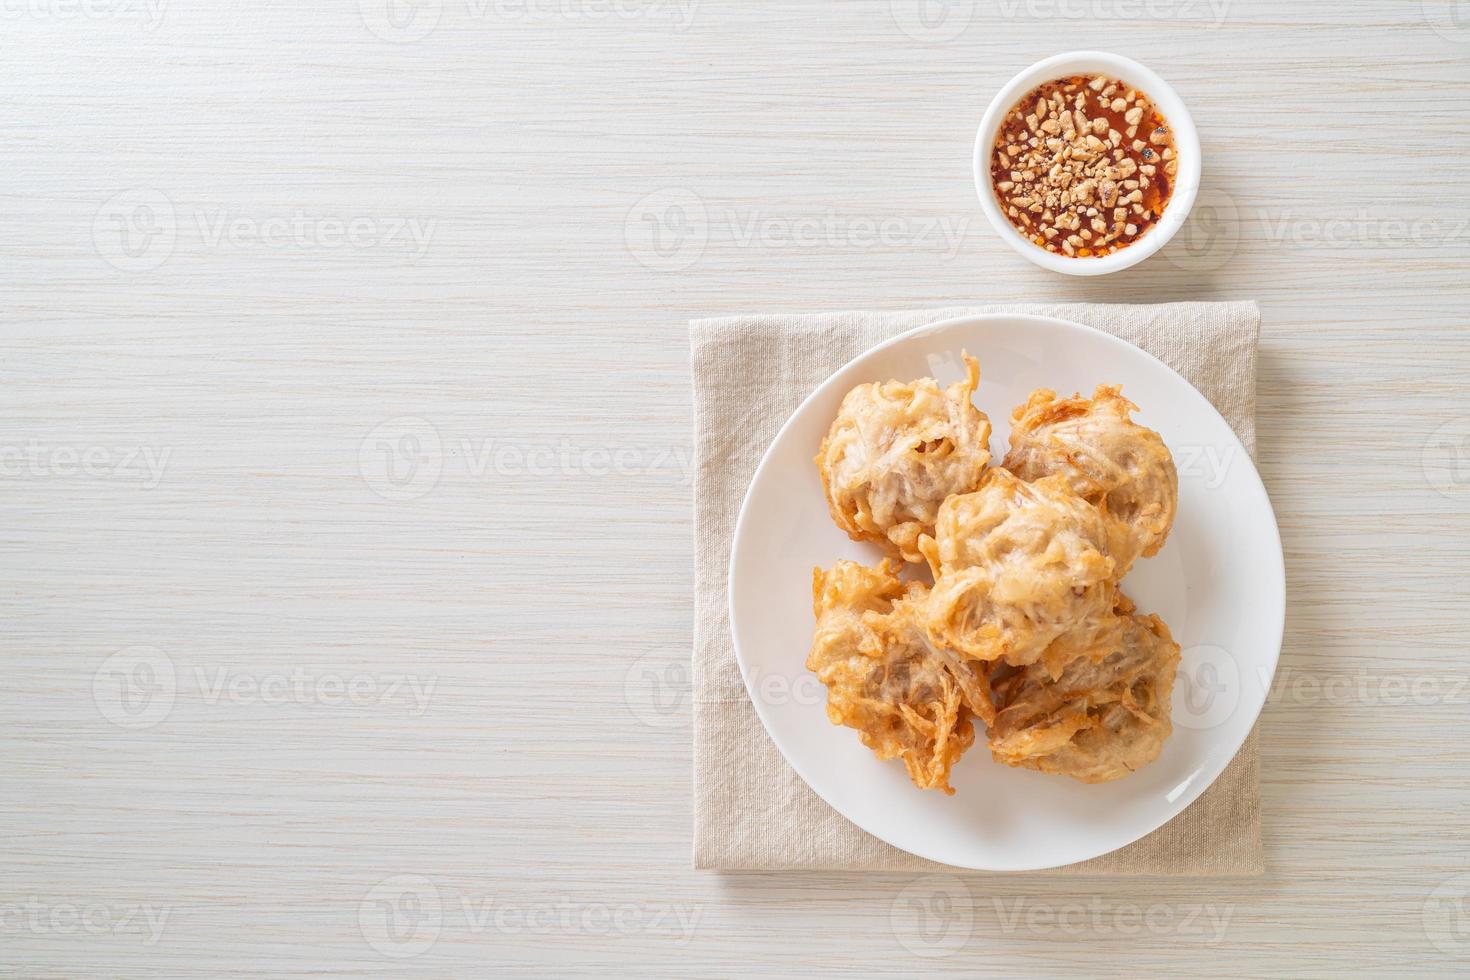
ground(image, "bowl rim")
xmin=726 ymin=312 xmax=1285 ymax=870
xmin=973 ymin=51 xmax=1203 ymax=277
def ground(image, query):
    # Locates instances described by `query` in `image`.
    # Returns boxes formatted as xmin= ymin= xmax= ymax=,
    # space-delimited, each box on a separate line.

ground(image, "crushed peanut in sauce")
xmin=990 ymin=74 xmax=1177 ymax=258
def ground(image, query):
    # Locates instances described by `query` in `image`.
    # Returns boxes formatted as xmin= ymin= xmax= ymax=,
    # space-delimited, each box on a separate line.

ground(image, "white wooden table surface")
xmin=3 ymin=1 xmax=1469 ymax=975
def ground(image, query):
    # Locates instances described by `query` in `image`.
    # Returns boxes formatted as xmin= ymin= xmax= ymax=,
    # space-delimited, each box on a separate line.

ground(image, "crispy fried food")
xmin=806 ymin=360 xmax=1186 ymax=792
xmin=918 ymin=468 xmax=1117 ymax=668
xmin=807 ymin=559 xmax=994 ymax=793
xmin=987 ymin=599 xmax=1180 ymax=783
xmin=816 ymin=354 xmax=992 ymax=564
xmin=1003 ymin=385 xmax=1177 ymax=574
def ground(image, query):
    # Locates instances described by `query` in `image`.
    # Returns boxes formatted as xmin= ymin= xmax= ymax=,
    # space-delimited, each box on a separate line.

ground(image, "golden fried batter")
xmin=807 ymin=559 xmax=994 ymax=794
xmin=806 ymin=359 xmax=1186 ymax=792
xmin=918 ymin=468 xmax=1117 ymax=668
xmin=816 ymin=355 xmax=991 ymax=564
xmin=988 ymin=599 xmax=1180 ymax=783
xmin=1003 ymin=385 xmax=1177 ymax=574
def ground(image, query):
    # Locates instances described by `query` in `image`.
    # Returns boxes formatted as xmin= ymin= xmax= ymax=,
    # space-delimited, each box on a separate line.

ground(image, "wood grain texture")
xmin=1 ymin=0 xmax=1468 ymax=975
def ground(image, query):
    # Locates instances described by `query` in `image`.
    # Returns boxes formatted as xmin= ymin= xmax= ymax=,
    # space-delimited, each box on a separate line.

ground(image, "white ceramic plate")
xmin=728 ymin=314 xmax=1284 ymax=871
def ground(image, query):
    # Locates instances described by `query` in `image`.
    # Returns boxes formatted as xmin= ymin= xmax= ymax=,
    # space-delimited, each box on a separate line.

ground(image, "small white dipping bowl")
xmin=974 ymin=51 xmax=1201 ymax=276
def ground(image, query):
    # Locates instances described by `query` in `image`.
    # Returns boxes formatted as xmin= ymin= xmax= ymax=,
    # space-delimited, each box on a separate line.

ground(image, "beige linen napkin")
xmin=690 ymin=302 xmax=1264 ymax=874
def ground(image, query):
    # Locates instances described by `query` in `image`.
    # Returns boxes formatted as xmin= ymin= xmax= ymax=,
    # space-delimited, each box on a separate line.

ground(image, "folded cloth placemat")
xmin=690 ymin=302 xmax=1264 ymax=874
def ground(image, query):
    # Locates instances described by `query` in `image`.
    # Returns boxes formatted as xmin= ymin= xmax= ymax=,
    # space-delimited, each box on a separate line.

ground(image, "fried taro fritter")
xmin=1003 ymin=385 xmax=1178 ymax=575
xmin=816 ymin=354 xmax=992 ymax=564
xmin=987 ymin=600 xmax=1180 ymax=783
xmin=918 ymin=468 xmax=1117 ymax=668
xmin=806 ymin=358 xmax=1187 ymax=792
xmin=806 ymin=559 xmax=994 ymax=794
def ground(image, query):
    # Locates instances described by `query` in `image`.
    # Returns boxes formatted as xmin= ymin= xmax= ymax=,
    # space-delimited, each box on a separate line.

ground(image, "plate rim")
xmin=726 ymin=312 xmax=1285 ymax=871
